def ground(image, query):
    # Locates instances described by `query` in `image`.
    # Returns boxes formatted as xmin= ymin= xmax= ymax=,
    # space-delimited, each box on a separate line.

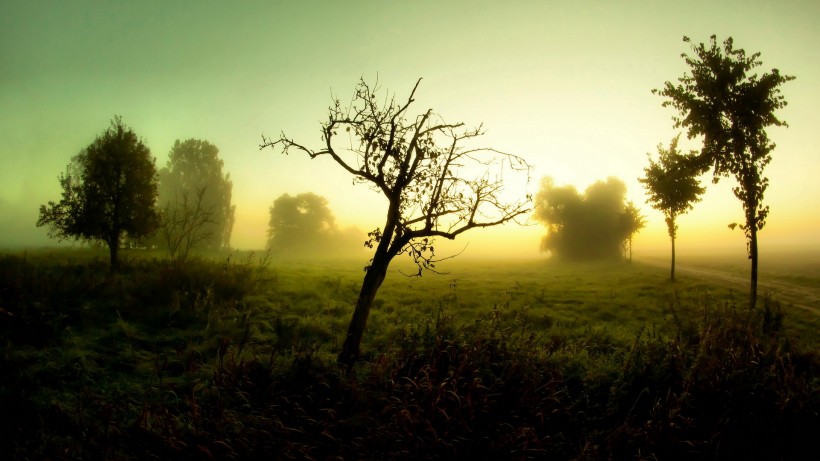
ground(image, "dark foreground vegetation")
xmin=1 ymin=252 xmax=818 ymax=460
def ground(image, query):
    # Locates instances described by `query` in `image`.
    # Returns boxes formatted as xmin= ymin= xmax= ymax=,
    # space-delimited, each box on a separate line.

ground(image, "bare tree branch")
xmin=260 ymin=77 xmax=532 ymax=366
xmin=159 ymin=186 xmax=216 ymax=263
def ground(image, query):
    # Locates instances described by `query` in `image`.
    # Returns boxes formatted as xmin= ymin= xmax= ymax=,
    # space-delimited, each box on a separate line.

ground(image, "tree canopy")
xmin=267 ymin=192 xmax=362 ymax=257
xmin=37 ymin=117 xmax=159 ymax=271
xmin=655 ymin=35 xmax=794 ymax=304
xmin=534 ymin=176 xmax=642 ymax=261
xmin=261 ymin=77 xmax=531 ymax=366
xmin=157 ymin=139 xmax=235 ymax=252
xmin=639 ymin=135 xmax=705 ymax=280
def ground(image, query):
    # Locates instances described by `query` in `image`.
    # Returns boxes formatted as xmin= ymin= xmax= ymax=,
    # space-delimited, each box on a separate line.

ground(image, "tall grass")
xmin=0 ymin=253 xmax=817 ymax=459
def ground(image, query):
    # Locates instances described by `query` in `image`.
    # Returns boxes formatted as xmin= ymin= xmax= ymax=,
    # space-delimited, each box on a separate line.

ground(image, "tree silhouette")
xmin=158 ymin=139 xmax=235 ymax=251
xmin=261 ymin=78 xmax=531 ymax=366
xmin=37 ymin=117 xmax=159 ymax=272
xmin=158 ymin=186 xmax=216 ymax=263
xmin=639 ymin=135 xmax=705 ymax=281
xmin=534 ymin=177 xmax=640 ymax=261
xmin=267 ymin=192 xmax=337 ymax=256
xmin=655 ymin=36 xmax=794 ymax=306
xmin=620 ymin=201 xmax=646 ymax=263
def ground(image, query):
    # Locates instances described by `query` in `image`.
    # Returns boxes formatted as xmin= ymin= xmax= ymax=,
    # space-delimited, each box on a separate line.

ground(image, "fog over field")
xmin=4 ymin=4 xmax=820 ymax=456
xmin=2 ymin=1 xmax=819 ymax=261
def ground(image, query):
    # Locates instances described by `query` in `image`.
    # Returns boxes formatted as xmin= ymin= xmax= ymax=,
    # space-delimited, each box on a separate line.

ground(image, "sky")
xmin=2 ymin=0 xmax=818 ymax=260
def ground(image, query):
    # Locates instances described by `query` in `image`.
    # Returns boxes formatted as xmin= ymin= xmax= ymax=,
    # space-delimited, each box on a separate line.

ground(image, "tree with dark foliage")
xmin=639 ymin=135 xmax=705 ymax=281
xmin=655 ymin=35 xmax=794 ymax=306
xmin=261 ymin=78 xmax=531 ymax=366
xmin=37 ymin=117 xmax=159 ymax=272
xmin=534 ymin=176 xmax=641 ymax=261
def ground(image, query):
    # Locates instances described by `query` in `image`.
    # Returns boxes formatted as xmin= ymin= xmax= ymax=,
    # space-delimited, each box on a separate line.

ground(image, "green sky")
xmin=2 ymin=0 xmax=818 ymax=257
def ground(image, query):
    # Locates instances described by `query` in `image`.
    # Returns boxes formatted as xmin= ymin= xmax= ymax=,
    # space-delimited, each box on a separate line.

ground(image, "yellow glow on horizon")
xmin=1 ymin=2 xmax=818 ymax=256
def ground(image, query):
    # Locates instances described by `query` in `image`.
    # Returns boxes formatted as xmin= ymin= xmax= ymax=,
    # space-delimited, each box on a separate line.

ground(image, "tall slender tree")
xmin=37 ymin=117 xmax=159 ymax=272
xmin=639 ymin=135 xmax=705 ymax=281
xmin=655 ymin=36 xmax=794 ymax=305
xmin=262 ymin=78 xmax=531 ymax=366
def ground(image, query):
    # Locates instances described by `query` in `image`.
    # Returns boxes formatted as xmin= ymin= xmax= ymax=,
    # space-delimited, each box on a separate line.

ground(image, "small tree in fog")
xmin=37 ymin=117 xmax=159 ymax=272
xmin=620 ymin=201 xmax=646 ymax=263
xmin=261 ymin=78 xmax=531 ymax=366
xmin=158 ymin=186 xmax=216 ymax=263
xmin=639 ymin=135 xmax=705 ymax=281
xmin=267 ymin=192 xmax=337 ymax=255
xmin=158 ymin=139 xmax=235 ymax=251
xmin=655 ymin=36 xmax=793 ymax=304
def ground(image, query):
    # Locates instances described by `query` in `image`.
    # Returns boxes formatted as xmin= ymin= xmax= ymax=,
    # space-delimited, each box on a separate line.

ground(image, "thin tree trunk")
xmin=338 ymin=260 xmax=388 ymax=366
xmin=670 ymin=233 xmax=676 ymax=282
xmin=749 ymin=225 xmax=758 ymax=309
xmin=667 ymin=214 xmax=676 ymax=282
xmin=338 ymin=203 xmax=401 ymax=367
xmin=628 ymin=237 xmax=633 ymax=263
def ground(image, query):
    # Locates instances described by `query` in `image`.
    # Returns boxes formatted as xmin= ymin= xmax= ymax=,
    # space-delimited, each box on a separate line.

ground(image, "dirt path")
xmin=639 ymin=259 xmax=820 ymax=317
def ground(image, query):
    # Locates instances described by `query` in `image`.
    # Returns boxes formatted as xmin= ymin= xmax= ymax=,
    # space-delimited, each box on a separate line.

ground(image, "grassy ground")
xmin=1 ymin=249 xmax=818 ymax=459
xmin=267 ymin=255 xmax=820 ymax=352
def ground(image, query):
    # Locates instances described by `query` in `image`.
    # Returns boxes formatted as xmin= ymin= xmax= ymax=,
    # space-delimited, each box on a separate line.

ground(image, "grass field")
xmin=1 ymin=248 xmax=818 ymax=459
xmin=265 ymin=254 xmax=820 ymax=352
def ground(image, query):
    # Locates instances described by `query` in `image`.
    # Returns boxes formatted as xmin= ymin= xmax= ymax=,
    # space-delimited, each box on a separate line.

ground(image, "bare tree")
xmin=158 ymin=139 xmax=235 ymax=250
xmin=158 ymin=186 xmax=216 ymax=263
xmin=261 ymin=78 xmax=531 ymax=366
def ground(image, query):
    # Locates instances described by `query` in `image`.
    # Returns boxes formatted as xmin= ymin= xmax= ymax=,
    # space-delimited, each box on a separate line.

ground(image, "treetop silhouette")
xmin=261 ymin=77 xmax=531 ymax=366
xmin=655 ymin=35 xmax=794 ymax=306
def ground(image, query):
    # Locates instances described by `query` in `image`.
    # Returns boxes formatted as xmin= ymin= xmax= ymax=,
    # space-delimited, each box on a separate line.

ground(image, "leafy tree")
xmin=534 ymin=176 xmax=641 ymax=261
xmin=639 ymin=135 xmax=705 ymax=280
xmin=37 ymin=117 xmax=159 ymax=272
xmin=158 ymin=139 xmax=235 ymax=252
xmin=655 ymin=35 xmax=794 ymax=306
xmin=261 ymin=78 xmax=531 ymax=366
xmin=620 ymin=201 xmax=646 ymax=263
xmin=267 ymin=192 xmax=337 ymax=255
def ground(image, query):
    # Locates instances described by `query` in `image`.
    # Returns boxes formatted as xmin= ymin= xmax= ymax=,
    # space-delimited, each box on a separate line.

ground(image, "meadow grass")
xmin=1 ymin=248 xmax=818 ymax=459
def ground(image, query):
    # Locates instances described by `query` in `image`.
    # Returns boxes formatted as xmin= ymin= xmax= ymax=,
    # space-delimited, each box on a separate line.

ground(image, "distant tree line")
xmin=36 ymin=117 xmax=364 ymax=271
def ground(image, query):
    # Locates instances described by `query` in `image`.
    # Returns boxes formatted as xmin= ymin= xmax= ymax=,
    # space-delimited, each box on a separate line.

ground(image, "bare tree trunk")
xmin=338 ymin=260 xmax=388 ymax=366
xmin=338 ymin=204 xmax=401 ymax=367
xmin=666 ymin=214 xmax=677 ymax=282
xmin=749 ymin=225 xmax=758 ymax=309
xmin=670 ymin=233 xmax=676 ymax=282
xmin=628 ymin=237 xmax=633 ymax=263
